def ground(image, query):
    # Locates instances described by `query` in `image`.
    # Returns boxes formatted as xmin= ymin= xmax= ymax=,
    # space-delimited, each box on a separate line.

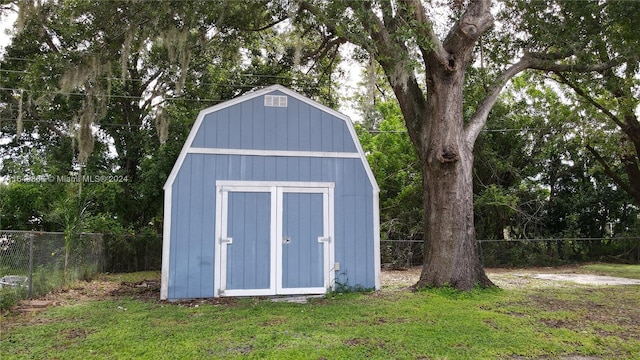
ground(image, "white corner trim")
xmin=327 ymin=186 xmax=336 ymax=291
xmin=372 ymin=188 xmax=381 ymax=290
xmin=160 ymin=187 xmax=172 ymax=300
xmin=213 ymin=189 xmax=221 ymax=298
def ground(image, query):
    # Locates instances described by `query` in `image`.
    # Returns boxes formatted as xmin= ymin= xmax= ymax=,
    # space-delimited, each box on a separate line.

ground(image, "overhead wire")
xmin=0 ymin=57 xmax=572 ymax=133
xmin=0 ymin=116 xmax=566 ymax=134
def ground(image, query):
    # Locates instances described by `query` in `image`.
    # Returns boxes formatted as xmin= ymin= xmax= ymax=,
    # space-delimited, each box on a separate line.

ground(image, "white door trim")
xmin=215 ymin=181 xmax=335 ymax=297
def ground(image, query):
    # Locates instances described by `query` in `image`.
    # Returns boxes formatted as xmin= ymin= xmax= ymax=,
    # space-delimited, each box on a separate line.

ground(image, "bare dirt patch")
xmin=527 ymin=273 xmax=640 ymax=285
xmin=380 ymin=267 xmax=422 ymax=289
xmin=109 ymin=279 xmax=161 ymax=300
xmin=380 ymin=266 xmax=640 ymax=289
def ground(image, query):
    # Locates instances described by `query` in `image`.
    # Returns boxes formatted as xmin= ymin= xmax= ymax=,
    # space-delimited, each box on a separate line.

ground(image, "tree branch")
xmin=465 ymin=57 xmax=532 ymax=146
xmin=381 ymin=0 xmax=397 ymax=32
xmin=140 ymin=69 xmax=163 ymax=93
xmin=298 ymin=1 xmax=374 ymax=51
xmin=554 ymin=73 xmax=626 ymax=130
xmin=43 ymin=28 xmax=60 ymax=53
xmin=586 ymin=144 xmax=640 ymax=204
xmin=352 ymin=1 xmax=427 ymax=152
xmin=237 ymin=16 xmax=289 ymax=32
xmin=302 ymin=36 xmax=347 ymax=63
xmin=527 ymin=55 xmax=624 ymax=73
xmin=466 ymin=52 xmax=627 ymax=146
xmin=398 ymin=0 xmax=448 ymax=67
xmin=356 ymin=0 xmax=397 ymax=57
xmin=442 ymin=0 xmax=494 ymax=70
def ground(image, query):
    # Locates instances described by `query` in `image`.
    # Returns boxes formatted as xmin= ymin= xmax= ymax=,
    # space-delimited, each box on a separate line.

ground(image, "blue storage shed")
xmin=161 ymin=85 xmax=380 ymax=300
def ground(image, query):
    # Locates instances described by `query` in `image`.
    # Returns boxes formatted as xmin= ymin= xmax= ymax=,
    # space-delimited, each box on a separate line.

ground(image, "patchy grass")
xmin=1 ymin=267 xmax=639 ymax=359
xmin=579 ymin=263 xmax=640 ymax=279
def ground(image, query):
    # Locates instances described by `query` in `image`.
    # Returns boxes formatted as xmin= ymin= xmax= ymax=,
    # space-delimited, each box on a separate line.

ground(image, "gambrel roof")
xmin=164 ymin=84 xmax=378 ymax=193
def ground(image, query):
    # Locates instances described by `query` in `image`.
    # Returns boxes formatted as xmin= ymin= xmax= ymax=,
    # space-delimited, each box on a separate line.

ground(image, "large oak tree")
xmin=296 ymin=0 xmax=628 ymax=289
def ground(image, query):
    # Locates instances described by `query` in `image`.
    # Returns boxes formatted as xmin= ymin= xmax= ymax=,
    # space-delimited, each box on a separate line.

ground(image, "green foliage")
xmin=0 ymin=0 xmax=343 ymax=253
xmin=329 ymin=272 xmax=373 ymax=295
xmin=357 ymin=101 xmax=422 ymax=244
xmin=0 ymin=284 xmax=29 ymax=311
xmin=102 ymin=229 xmax=162 ymax=273
xmin=499 ymin=0 xmax=640 ymax=207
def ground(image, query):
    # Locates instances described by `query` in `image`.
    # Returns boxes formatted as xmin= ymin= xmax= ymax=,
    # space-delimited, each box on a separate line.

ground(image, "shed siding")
xmin=281 ymin=192 xmax=325 ymax=288
xmin=226 ymin=191 xmax=272 ymax=290
xmin=168 ymin=154 xmax=375 ymax=299
xmin=190 ymin=91 xmax=357 ymax=153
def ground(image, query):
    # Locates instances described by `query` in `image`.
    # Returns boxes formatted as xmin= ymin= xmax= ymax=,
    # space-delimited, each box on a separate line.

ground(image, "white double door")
xmin=214 ymin=181 xmax=334 ymax=297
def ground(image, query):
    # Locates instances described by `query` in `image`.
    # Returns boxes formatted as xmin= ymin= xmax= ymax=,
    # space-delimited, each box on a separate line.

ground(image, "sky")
xmin=0 ymin=11 xmax=17 ymax=152
xmin=0 ymin=10 xmax=17 ymax=57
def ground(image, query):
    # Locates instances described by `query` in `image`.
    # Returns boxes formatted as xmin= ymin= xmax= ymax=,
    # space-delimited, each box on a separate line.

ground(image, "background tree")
xmin=476 ymin=75 xmax=640 ymax=265
xmin=1 ymin=1 xmax=344 ymax=271
xmin=357 ymin=101 xmax=423 ymax=267
xmin=500 ymin=0 xmax=640 ymax=207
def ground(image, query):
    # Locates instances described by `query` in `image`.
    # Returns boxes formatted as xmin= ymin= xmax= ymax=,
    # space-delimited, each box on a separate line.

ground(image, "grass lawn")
xmin=1 ymin=265 xmax=639 ymax=359
xmin=579 ymin=263 xmax=640 ymax=279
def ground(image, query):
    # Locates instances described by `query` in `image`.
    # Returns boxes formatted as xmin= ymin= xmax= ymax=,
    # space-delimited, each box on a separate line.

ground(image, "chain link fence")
xmin=382 ymin=237 xmax=640 ymax=269
xmin=381 ymin=239 xmax=423 ymax=269
xmin=103 ymin=232 xmax=162 ymax=273
xmin=0 ymin=230 xmax=104 ymax=309
xmin=478 ymin=237 xmax=640 ymax=267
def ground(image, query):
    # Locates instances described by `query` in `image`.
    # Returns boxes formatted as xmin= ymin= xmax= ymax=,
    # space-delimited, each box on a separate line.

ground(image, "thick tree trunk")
xmin=341 ymin=0 xmax=499 ymax=291
xmin=413 ymin=67 xmax=494 ymax=290
xmin=417 ymin=146 xmax=493 ymax=290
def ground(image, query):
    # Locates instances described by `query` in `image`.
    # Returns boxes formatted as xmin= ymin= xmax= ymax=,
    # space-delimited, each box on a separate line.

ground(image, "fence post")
xmin=28 ymin=233 xmax=34 ymax=298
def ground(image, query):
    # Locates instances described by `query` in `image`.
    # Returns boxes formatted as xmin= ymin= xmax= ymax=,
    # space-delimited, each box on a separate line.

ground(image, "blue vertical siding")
xmin=282 ymin=193 xmax=324 ymax=288
xmin=297 ymin=102 xmax=311 ymax=151
xmin=264 ymin=105 xmax=277 ymax=150
xmin=309 ymin=108 xmax=323 ymax=152
xmin=251 ymin=99 xmax=265 ymax=149
xmin=187 ymin=154 xmax=204 ymax=297
xmin=226 ymin=192 xmax=271 ymax=290
xmin=168 ymin=155 xmax=375 ymax=299
xmin=287 ymin=99 xmax=300 ymax=150
xmin=190 ymin=91 xmax=357 ymax=153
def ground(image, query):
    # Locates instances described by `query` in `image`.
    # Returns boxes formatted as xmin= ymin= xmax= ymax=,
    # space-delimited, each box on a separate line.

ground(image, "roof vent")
xmin=264 ymin=95 xmax=287 ymax=107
